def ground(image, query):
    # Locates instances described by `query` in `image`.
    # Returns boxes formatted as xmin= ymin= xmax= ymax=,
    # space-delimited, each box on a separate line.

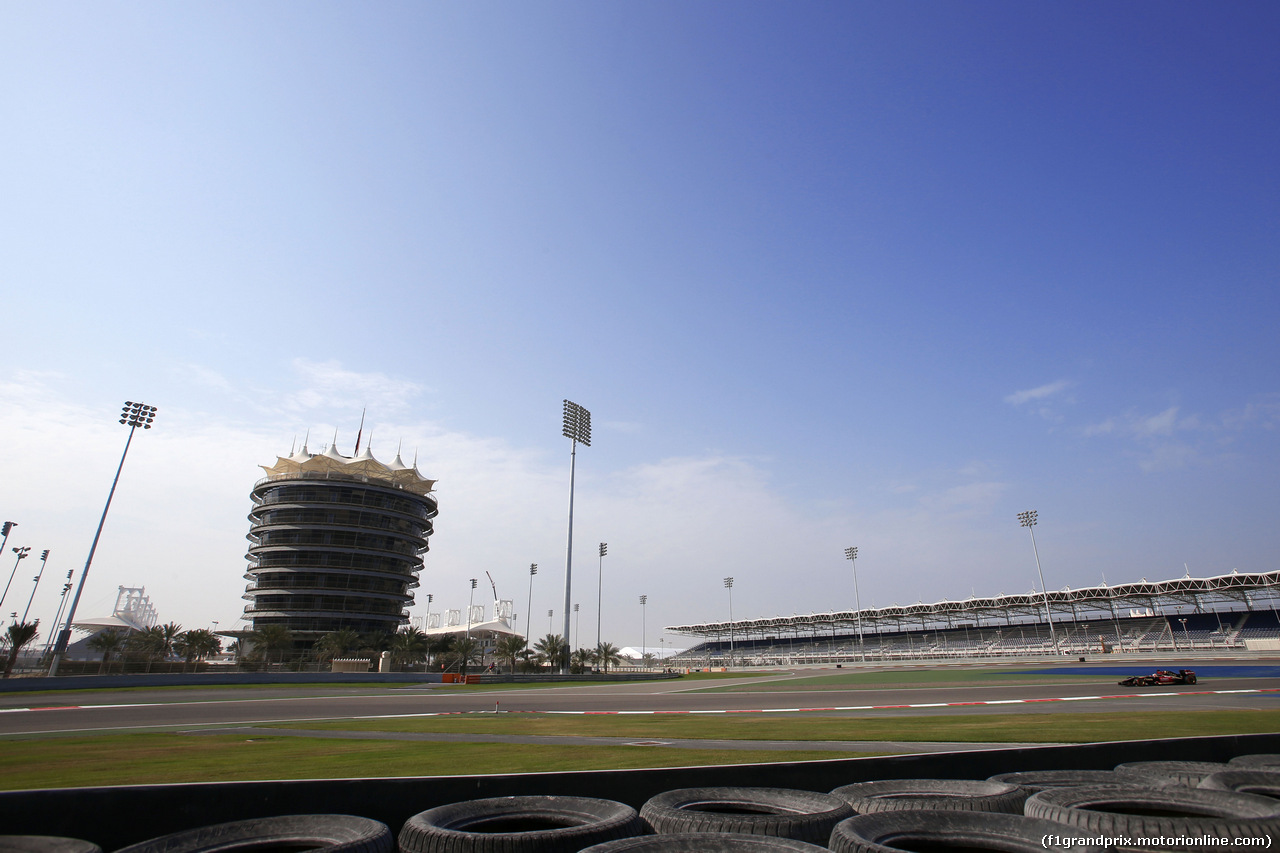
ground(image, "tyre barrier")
xmin=986 ymin=769 xmax=1130 ymax=792
xmin=828 ymin=810 xmax=1109 ymax=853
xmin=396 ymin=795 xmax=645 ymax=853
xmin=0 ymin=838 xmax=102 ymax=853
xmin=1023 ymin=785 xmax=1280 ymax=842
xmin=1229 ymin=753 xmax=1280 ymax=769
xmin=581 ymin=833 xmax=830 ymax=852
xmin=831 ymin=779 xmax=1029 ymax=815
xmin=1114 ymin=760 xmax=1233 ymax=788
xmin=1198 ymin=769 xmax=1280 ymax=800
xmin=639 ymin=787 xmax=853 ymax=845
xmin=112 ymin=815 xmax=394 ymax=853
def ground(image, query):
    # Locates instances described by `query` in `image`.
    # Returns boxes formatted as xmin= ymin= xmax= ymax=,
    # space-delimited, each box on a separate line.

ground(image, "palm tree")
xmin=250 ymin=625 xmax=294 ymax=669
xmin=4 ymin=621 xmax=40 ymax=678
xmin=595 ymin=641 xmax=623 ymax=674
xmin=126 ymin=626 xmax=166 ymax=673
xmin=87 ymin=629 xmax=129 ymax=674
xmin=532 ymin=634 xmax=568 ymax=672
xmin=157 ymin=621 xmax=182 ymax=662
xmin=570 ymin=647 xmax=594 ymax=674
xmin=448 ymin=637 xmax=479 ymax=676
xmin=389 ymin=628 xmax=429 ymax=670
xmin=313 ymin=628 xmax=361 ymax=663
xmin=494 ymin=635 xmax=528 ymax=673
xmin=426 ymin=633 xmax=454 ymax=669
xmin=174 ymin=629 xmax=222 ymax=670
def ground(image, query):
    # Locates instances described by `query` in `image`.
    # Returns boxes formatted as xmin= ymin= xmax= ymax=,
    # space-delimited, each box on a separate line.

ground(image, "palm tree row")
xmin=85 ymin=623 xmax=223 ymax=674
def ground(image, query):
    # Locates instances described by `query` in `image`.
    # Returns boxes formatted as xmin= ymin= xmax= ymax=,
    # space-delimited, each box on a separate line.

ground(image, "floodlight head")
xmin=40 ymin=550 xmax=49 ymax=560
xmin=426 ymin=593 xmax=433 ymax=603
xmin=599 ymin=543 xmax=607 ymax=557
xmin=845 ymin=546 xmax=858 ymax=560
xmin=562 ymin=399 xmax=591 ymax=446
xmin=530 ymin=563 xmax=538 ymax=575
xmin=470 ymin=578 xmax=477 ymax=589
xmin=639 ymin=595 xmax=647 ymax=605
xmin=1 ymin=522 xmax=14 ymax=536
xmin=723 ymin=577 xmax=734 ymax=589
xmin=120 ymin=400 xmax=158 ymax=430
xmin=1017 ymin=510 xmax=1038 ymax=528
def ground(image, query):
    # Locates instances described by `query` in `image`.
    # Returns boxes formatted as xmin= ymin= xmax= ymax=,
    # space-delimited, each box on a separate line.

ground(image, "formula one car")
xmin=1118 ymin=668 xmax=1197 ymax=686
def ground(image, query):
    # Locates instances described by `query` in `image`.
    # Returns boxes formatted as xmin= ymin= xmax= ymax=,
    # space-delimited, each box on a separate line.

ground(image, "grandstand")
xmin=665 ymin=569 xmax=1280 ymax=666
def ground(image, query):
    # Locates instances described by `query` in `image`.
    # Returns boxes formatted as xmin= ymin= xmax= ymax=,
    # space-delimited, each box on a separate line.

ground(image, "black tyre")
xmin=398 ymin=795 xmax=645 ymax=853
xmin=830 ymin=780 xmax=1028 ymax=815
xmin=1229 ymin=754 xmax=1280 ymax=769
xmin=1198 ymin=769 xmax=1280 ymax=800
xmin=828 ymin=810 xmax=1110 ymax=853
xmin=1114 ymin=760 xmax=1231 ymax=787
xmin=113 ymin=815 xmax=392 ymax=853
xmin=0 ymin=838 xmax=102 ymax=853
xmin=1023 ymin=785 xmax=1280 ymax=842
xmin=581 ymin=833 xmax=830 ymax=852
xmin=986 ymin=770 xmax=1130 ymax=792
xmin=640 ymin=787 xmax=853 ymax=845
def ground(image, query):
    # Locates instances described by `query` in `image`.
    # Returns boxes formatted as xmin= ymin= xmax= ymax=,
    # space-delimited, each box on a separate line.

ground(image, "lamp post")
xmin=50 ymin=401 xmax=157 ymax=676
xmin=423 ymin=593 xmax=433 ymax=632
xmin=526 ymin=564 xmax=537 ymax=643
xmin=43 ymin=569 xmax=74 ymax=656
xmin=1179 ymin=617 xmax=1191 ymax=651
xmin=0 ymin=547 xmax=31 ymax=618
xmin=21 ymin=549 xmax=50 ymax=623
xmin=639 ymin=595 xmax=647 ymax=663
xmin=0 ymin=522 xmax=15 ymax=564
xmin=723 ymin=577 xmax=735 ymax=668
xmin=560 ymin=400 xmax=591 ymax=674
xmin=1016 ymin=510 xmax=1058 ymax=654
xmin=466 ymin=578 xmax=477 ymax=640
xmin=844 ymin=546 xmax=865 ymax=662
xmin=596 ymin=543 xmax=606 ymax=660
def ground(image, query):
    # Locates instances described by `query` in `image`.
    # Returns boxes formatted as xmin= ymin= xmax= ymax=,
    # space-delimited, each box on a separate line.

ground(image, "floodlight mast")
xmin=723 ymin=577 xmax=735 ymax=668
xmin=50 ymin=401 xmax=157 ymax=676
xmin=844 ymin=546 xmax=865 ymax=662
xmin=561 ymin=399 xmax=591 ymax=674
xmin=525 ymin=564 xmax=537 ymax=643
xmin=1017 ymin=510 xmax=1058 ymax=653
xmin=596 ymin=542 xmax=606 ymax=662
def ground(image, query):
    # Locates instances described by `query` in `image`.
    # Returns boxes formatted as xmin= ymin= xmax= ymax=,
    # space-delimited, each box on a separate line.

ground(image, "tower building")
xmin=243 ymin=443 xmax=437 ymax=642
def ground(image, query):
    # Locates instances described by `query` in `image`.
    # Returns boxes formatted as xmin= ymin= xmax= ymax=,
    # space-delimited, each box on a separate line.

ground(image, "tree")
xmin=87 ymin=629 xmax=129 ymax=674
xmin=494 ymin=635 xmax=528 ymax=673
xmin=157 ymin=621 xmax=183 ymax=661
xmin=174 ymin=629 xmax=222 ymax=670
xmin=313 ymin=629 xmax=361 ymax=663
xmin=126 ymin=626 xmax=166 ymax=673
xmin=389 ymin=628 xmax=429 ymax=670
xmin=4 ymin=621 xmax=40 ymax=678
xmin=595 ymin=641 xmax=622 ymax=674
xmin=448 ymin=637 xmax=479 ymax=676
xmin=426 ymin=633 xmax=454 ymax=668
xmin=532 ymin=634 xmax=569 ymax=672
xmin=250 ymin=625 xmax=294 ymax=669
xmin=570 ymin=647 xmax=594 ymax=674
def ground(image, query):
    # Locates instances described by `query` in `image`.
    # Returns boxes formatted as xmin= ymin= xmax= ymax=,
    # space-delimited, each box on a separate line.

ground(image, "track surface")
xmin=1 ymin=665 xmax=1276 ymax=738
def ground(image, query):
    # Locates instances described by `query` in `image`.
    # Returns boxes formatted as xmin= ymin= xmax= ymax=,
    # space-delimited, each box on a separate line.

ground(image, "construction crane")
xmin=485 ymin=571 xmax=499 ymax=602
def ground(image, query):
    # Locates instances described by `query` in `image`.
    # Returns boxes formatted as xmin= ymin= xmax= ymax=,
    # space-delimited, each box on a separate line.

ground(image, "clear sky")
xmin=2 ymin=3 xmax=1277 ymax=651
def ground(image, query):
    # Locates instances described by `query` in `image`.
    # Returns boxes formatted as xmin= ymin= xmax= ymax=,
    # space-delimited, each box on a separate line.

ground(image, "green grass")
xmin=0 ymin=733 xmax=849 ymax=791
xmin=253 ymin=708 xmax=1280 ymax=744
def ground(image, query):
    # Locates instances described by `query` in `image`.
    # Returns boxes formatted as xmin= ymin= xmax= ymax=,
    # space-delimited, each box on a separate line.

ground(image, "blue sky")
xmin=2 ymin=3 xmax=1277 ymax=649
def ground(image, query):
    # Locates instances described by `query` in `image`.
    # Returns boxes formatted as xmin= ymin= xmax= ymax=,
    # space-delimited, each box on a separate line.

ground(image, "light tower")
xmin=50 ymin=401 xmax=156 ymax=676
xmin=526 ymin=564 xmax=538 ymax=642
xmin=639 ymin=594 xmax=648 ymax=662
xmin=560 ymin=399 xmax=591 ymax=674
xmin=723 ymin=576 xmax=735 ymax=668
xmin=844 ymin=546 xmax=865 ymax=662
xmin=596 ymin=542 xmax=607 ymax=661
xmin=1017 ymin=510 xmax=1058 ymax=653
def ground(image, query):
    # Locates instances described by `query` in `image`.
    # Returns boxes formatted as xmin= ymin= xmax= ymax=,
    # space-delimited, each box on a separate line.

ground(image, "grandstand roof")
xmin=665 ymin=569 xmax=1280 ymax=639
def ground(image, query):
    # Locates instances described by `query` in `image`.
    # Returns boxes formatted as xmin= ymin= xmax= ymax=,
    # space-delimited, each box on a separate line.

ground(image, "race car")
xmin=1118 ymin=668 xmax=1197 ymax=686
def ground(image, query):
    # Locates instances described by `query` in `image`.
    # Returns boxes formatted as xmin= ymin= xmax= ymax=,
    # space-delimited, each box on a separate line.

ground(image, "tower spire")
xmin=354 ymin=408 xmax=366 ymax=455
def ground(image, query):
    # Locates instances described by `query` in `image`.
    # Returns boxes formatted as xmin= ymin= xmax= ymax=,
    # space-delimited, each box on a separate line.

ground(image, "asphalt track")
xmin=1 ymin=664 xmax=1276 ymax=742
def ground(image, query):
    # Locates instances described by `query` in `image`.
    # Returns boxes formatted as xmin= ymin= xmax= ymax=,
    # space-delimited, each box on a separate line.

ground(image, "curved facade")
xmin=243 ymin=444 xmax=437 ymax=641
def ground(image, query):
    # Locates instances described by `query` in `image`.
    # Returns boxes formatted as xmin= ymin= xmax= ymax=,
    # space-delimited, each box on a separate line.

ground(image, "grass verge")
xmin=254 ymin=709 xmax=1280 ymax=744
xmin=0 ymin=734 xmax=849 ymax=791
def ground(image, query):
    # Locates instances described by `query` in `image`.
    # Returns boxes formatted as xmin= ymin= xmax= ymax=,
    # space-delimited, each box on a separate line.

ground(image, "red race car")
xmin=1118 ymin=668 xmax=1197 ymax=686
